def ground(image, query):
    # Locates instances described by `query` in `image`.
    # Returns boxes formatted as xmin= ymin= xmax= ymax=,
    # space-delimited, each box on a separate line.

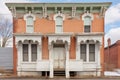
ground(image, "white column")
xmin=29 ymin=43 xmax=31 ymax=62
xmin=66 ymin=43 xmax=70 ymax=78
xmin=72 ymin=6 xmax=76 ymax=17
xmin=20 ymin=43 xmax=23 ymax=63
xmin=17 ymin=43 xmax=21 ymax=71
xmin=86 ymin=43 xmax=89 ymax=62
xmin=49 ymin=44 xmax=53 ymax=78
xmin=37 ymin=44 xmax=42 ymax=61
xmin=95 ymin=44 xmax=98 ymax=63
xmin=76 ymin=42 xmax=80 ymax=60
xmin=44 ymin=7 xmax=47 ymax=17
xmin=97 ymin=43 xmax=101 ymax=68
xmin=95 ymin=43 xmax=101 ymax=76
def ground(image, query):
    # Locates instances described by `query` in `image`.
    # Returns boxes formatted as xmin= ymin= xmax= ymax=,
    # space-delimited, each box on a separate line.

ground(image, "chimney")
xmin=107 ymin=38 xmax=111 ymax=47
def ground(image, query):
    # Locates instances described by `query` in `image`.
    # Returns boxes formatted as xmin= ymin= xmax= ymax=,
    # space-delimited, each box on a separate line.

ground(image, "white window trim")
xmin=80 ymin=43 xmax=96 ymax=63
xmin=82 ymin=12 xmax=94 ymax=21
xmin=54 ymin=12 xmax=65 ymax=33
xmin=53 ymin=11 xmax=65 ymax=21
xmin=21 ymin=43 xmax=38 ymax=63
xmin=24 ymin=12 xmax=36 ymax=21
xmin=24 ymin=12 xmax=36 ymax=33
xmin=82 ymin=12 xmax=93 ymax=33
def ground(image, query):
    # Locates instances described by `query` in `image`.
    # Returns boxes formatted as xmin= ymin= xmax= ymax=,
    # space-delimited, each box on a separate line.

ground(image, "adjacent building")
xmin=104 ymin=39 xmax=120 ymax=71
xmin=6 ymin=2 xmax=111 ymax=78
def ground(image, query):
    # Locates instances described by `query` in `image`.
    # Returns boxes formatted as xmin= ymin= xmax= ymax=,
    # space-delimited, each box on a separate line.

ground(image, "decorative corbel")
xmin=13 ymin=6 xmax=16 ymax=18
xmin=55 ymin=7 xmax=57 ymax=13
xmin=31 ymin=7 xmax=34 ymax=13
xmin=72 ymin=6 xmax=76 ymax=17
xmin=25 ymin=7 xmax=28 ymax=13
xmin=44 ymin=7 xmax=47 ymax=18
xmin=61 ymin=7 xmax=64 ymax=13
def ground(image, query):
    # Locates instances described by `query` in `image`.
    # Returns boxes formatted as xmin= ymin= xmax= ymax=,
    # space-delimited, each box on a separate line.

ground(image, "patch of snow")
xmin=114 ymin=69 xmax=120 ymax=74
xmin=0 ymin=73 xmax=2 ymax=75
xmin=104 ymin=71 xmax=120 ymax=76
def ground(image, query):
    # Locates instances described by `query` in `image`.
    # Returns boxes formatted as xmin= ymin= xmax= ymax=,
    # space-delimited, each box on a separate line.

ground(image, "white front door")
xmin=53 ymin=48 xmax=65 ymax=70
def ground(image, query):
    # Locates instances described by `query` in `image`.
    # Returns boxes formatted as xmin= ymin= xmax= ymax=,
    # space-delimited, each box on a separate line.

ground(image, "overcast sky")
xmin=0 ymin=0 xmax=120 ymax=47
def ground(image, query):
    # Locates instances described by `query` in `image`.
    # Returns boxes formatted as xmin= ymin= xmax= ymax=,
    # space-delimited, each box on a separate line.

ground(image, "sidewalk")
xmin=104 ymin=71 xmax=120 ymax=76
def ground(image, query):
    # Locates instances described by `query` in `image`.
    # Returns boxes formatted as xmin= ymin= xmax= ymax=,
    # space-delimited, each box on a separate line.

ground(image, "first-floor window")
xmin=31 ymin=44 xmax=37 ymax=61
xmin=80 ymin=44 xmax=86 ymax=61
xmin=89 ymin=44 xmax=95 ymax=61
xmin=80 ymin=43 xmax=95 ymax=62
xmin=23 ymin=44 xmax=28 ymax=61
xmin=22 ymin=43 xmax=37 ymax=62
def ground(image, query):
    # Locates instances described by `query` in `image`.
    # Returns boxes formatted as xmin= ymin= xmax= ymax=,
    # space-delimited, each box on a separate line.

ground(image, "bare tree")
xmin=0 ymin=16 xmax=12 ymax=47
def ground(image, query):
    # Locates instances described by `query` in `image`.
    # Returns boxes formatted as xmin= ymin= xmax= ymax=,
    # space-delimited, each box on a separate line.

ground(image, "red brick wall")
xmin=104 ymin=41 xmax=120 ymax=70
xmin=117 ymin=41 xmax=120 ymax=68
xmin=69 ymin=36 xmax=76 ymax=59
xmin=13 ymin=18 xmax=17 ymax=74
xmin=42 ymin=37 xmax=49 ymax=59
xmin=14 ymin=13 xmax=104 ymax=33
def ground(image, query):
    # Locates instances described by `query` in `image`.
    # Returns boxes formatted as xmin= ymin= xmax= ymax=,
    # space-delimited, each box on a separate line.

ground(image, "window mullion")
xmin=87 ymin=43 xmax=89 ymax=62
xmin=29 ymin=43 xmax=31 ymax=62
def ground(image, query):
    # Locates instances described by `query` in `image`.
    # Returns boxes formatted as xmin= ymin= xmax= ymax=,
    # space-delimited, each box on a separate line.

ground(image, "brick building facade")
xmin=6 ymin=2 xmax=111 ymax=78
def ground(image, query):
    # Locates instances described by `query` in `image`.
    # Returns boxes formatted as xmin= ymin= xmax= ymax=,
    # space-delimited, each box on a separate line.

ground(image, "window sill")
xmin=83 ymin=62 xmax=97 ymax=64
xmin=21 ymin=62 xmax=37 ymax=64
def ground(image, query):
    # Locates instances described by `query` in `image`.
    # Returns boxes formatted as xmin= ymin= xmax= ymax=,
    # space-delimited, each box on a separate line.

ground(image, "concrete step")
xmin=54 ymin=71 xmax=65 ymax=76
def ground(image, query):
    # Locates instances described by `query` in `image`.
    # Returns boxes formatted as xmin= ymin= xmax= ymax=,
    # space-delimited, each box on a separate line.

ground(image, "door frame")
xmin=53 ymin=46 xmax=66 ymax=70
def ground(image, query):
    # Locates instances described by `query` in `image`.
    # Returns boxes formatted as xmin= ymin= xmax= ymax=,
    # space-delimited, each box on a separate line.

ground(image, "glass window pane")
xmin=56 ymin=16 xmax=63 ymax=25
xmin=26 ymin=16 xmax=34 ymax=33
xmin=55 ymin=16 xmax=63 ymax=33
xmin=80 ymin=44 xmax=86 ymax=61
xmin=26 ymin=25 xmax=34 ymax=33
xmin=84 ymin=25 xmax=90 ymax=32
xmin=31 ymin=44 xmax=37 ymax=61
xmin=26 ymin=16 xmax=34 ymax=25
xmin=56 ymin=25 xmax=62 ymax=33
xmin=84 ymin=16 xmax=91 ymax=25
xmin=89 ymin=44 xmax=95 ymax=61
xmin=23 ymin=44 xmax=28 ymax=61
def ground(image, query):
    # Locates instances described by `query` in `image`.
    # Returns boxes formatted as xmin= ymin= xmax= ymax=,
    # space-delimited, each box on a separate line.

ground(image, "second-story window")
xmin=84 ymin=16 xmax=91 ymax=32
xmin=55 ymin=16 xmax=63 ymax=33
xmin=26 ymin=16 xmax=34 ymax=33
xmin=24 ymin=12 xmax=35 ymax=33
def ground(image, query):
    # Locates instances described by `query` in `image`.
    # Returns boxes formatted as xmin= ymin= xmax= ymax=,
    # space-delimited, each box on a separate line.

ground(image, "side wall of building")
xmin=117 ymin=41 xmax=120 ymax=68
xmin=104 ymin=43 xmax=118 ymax=71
